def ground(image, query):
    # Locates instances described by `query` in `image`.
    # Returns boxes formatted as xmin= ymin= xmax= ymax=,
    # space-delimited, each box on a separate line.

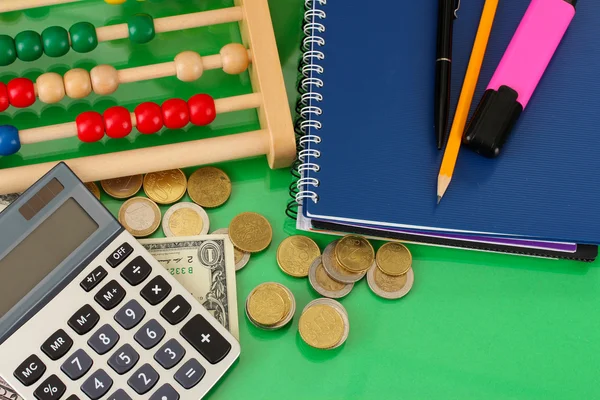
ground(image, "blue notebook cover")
xmin=299 ymin=0 xmax=600 ymax=244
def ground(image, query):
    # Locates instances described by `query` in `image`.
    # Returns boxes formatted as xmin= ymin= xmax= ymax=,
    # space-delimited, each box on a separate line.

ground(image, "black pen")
xmin=435 ymin=0 xmax=458 ymax=150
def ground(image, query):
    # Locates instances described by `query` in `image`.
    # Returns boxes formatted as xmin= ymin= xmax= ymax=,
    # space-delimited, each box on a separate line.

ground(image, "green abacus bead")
xmin=42 ymin=26 xmax=70 ymax=58
xmin=0 ymin=35 xmax=17 ymax=66
xmin=128 ymin=14 xmax=155 ymax=44
xmin=69 ymin=22 xmax=98 ymax=53
xmin=15 ymin=30 xmax=43 ymax=62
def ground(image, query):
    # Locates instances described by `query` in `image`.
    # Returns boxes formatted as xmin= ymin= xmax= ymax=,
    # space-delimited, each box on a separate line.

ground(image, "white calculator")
xmin=0 ymin=163 xmax=240 ymax=400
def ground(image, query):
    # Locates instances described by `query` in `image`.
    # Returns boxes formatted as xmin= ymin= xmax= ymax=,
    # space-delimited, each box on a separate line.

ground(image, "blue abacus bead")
xmin=0 ymin=125 xmax=21 ymax=156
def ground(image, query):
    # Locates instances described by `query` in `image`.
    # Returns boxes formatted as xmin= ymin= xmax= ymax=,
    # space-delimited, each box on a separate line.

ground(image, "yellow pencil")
xmin=437 ymin=0 xmax=499 ymax=203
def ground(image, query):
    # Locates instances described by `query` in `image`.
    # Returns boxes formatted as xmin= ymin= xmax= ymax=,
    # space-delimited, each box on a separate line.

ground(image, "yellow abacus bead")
xmin=220 ymin=43 xmax=250 ymax=75
xmin=64 ymin=68 xmax=92 ymax=99
xmin=91 ymin=65 xmax=119 ymax=95
xmin=105 ymin=0 xmax=127 ymax=4
xmin=174 ymin=51 xmax=204 ymax=82
xmin=36 ymin=72 xmax=65 ymax=104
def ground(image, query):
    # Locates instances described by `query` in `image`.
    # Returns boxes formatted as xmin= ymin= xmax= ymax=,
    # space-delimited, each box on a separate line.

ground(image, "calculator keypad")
xmin=127 ymin=364 xmax=159 ymax=394
xmin=60 ymin=349 xmax=93 ymax=381
xmin=34 ymin=374 xmax=66 ymax=400
xmin=160 ymin=295 xmax=191 ymax=326
xmin=154 ymin=339 xmax=186 ymax=370
xmin=14 ymin=354 xmax=46 ymax=386
xmin=108 ymin=344 xmax=139 ymax=375
xmin=68 ymin=305 xmax=100 ymax=336
xmin=150 ymin=383 xmax=180 ymax=400
xmin=114 ymin=300 xmax=146 ymax=330
xmin=87 ymin=325 xmax=119 ymax=355
xmin=120 ymin=256 xmax=152 ymax=286
xmin=80 ymin=370 xmax=112 ymax=400
xmin=135 ymin=319 xmax=166 ymax=350
xmin=94 ymin=280 xmax=126 ymax=311
xmin=141 ymin=276 xmax=172 ymax=305
xmin=41 ymin=329 xmax=73 ymax=361
xmin=174 ymin=359 xmax=205 ymax=390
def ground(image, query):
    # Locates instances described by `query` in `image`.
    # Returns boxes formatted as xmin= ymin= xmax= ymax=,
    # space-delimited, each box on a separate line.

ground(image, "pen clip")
xmin=453 ymin=0 xmax=460 ymax=19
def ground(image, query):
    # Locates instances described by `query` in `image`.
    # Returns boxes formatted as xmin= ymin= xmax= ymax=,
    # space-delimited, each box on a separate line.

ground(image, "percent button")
xmin=34 ymin=374 xmax=66 ymax=400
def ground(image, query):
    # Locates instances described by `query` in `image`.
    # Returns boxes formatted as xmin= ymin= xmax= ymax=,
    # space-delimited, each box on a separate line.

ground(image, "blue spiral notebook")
xmin=293 ymin=0 xmax=600 ymax=259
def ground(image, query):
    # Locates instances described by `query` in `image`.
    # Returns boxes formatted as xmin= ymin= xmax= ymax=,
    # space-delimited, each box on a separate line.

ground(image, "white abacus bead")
xmin=220 ymin=43 xmax=249 ymax=75
xmin=36 ymin=72 xmax=65 ymax=104
xmin=90 ymin=65 xmax=119 ymax=95
xmin=174 ymin=51 xmax=204 ymax=82
xmin=64 ymin=68 xmax=92 ymax=99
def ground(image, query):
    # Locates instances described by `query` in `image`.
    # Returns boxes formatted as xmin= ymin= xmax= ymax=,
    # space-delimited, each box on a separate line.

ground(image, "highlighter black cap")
xmin=462 ymin=85 xmax=523 ymax=158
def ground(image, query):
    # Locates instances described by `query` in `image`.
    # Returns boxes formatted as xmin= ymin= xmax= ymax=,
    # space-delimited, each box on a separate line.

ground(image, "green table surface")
xmin=2 ymin=1 xmax=600 ymax=399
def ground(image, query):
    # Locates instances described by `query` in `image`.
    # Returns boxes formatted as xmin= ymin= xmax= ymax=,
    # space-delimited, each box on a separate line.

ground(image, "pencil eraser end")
xmin=463 ymin=86 xmax=523 ymax=158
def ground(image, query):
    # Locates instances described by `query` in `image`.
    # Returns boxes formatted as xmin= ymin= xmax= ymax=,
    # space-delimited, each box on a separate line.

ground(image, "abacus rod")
xmin=0 ymin=129 xmax=270 ymax=195
xmin=0 ymin=0 xmax=79 ymax=13
xmin=96 ymin=7 xmax=244 ymax=43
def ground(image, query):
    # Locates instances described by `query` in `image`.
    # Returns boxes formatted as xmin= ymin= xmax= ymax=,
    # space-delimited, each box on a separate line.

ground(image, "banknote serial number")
xmin=169 ymin=267 xmax=194 ymax=275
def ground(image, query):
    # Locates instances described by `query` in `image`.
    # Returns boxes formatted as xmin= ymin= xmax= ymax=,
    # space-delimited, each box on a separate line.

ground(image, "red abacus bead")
xmin=7 ymin=77 xmax=35 ymax=108
xmin=135 ymin=102 xmax=163 ymax=134
xmin=76 ymin=111 xmax=105 ymax=143
xmin=0 ymin=83 xmax=8 ymax=112
xmin=188 ymin=94 xmax=216 ymax=126
xmin=104 ymin=106 xmax=132 ymax=139
xmin=162 ymin=98 xmax=189 ymax=130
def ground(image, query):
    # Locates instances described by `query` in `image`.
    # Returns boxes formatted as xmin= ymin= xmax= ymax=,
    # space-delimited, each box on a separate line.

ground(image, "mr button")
xmin=14 ymin=354 xmax=46 ymax=386
xmin=41 ymin=329 xmax=73 ymax=361
xmin=106 ymin=243 xmax=134 ymax=268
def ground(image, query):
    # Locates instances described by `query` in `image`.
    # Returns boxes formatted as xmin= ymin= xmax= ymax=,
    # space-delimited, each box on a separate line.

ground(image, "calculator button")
xmin=61 ymin=349 xmax=93 ymax=381
xmin=121 ymin=256 xmax=152 ymax=286
xmin=68 ymin=305 xmax=100 ymax=335
xmin=106 ymin=242 xmax=133 ymax=268
xmin=66 ymin=395 xmax=80 ymax=400
xmin=107 ymin=389 xmax=132 ymax=400
xmin=150 ymin=384 xmax=180 ymax=400
xmin=108 ymin=344 xmax=139 ymax=375
xmin=174 ymin=359 xmax=205 ymax=390
xmin=80 ymin=370 xmax=112 ymax=400
xmin=94 ymin=280 xmax=126 ymax=310
xmin=127 ymin=364 xmax=159 ymax=395
xmin=180 ymin=314 xmax=232 ymax=364
xmin=87 ymin=324 xmax=120 ymax=355
xmin=134 ymin=319 xmax=166 ymax=350
xmin=160 ymin=295 xmax=191 ymax=326
xmin=154 ymin=339 xmax=186 ymax=370
xmin=14 ymin=354 xmax=46 ymax=386
xmin=34 ymin=374 xmax=66 ymax=400
xmin=80 ymin=266 xmax=108 ymax=292
xmin=41 ymin=329 xmax=73 ymax=361
xmin=141 ymin=276 xmax=172 ymax=305
xmin=114 ymin=299 xmax=146 ymax=330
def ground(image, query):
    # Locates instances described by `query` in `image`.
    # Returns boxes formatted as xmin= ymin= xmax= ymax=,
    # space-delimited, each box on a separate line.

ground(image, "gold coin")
xmin=188 ymin=166 xmax=232 ymax=208
xmin=247 ymin=285 xmax=286 ymax=326
xmin=118 ymin=197 xmax=161 ymax=237
xmin=85 ymin=182 xmax=100 ymax=200
xmin=375 ymin=267 xmax=408 ymax=292
xmin=229 ymin=212 xmax=273 ymax=253
xmin=299 ymin=304 xmax=345 ymax=349
xmin=267 ymin=283 xmax=293 ymax=318
xmin=376 ymin=242 xmax=412 ymax=276
xmin=315 ymin=262 xmax=346 ymax=292
xmin=101 ymin=175 xmax=143 ymax=199
xmin=169 ymin=208 xmax=203 ymax=236
xmin=276 ymin=235 xmax=321 ymax=277
xmin=143 ymin=169 xmax=187 ymax=205
xmin=335 ymin=235 xmax=375 ymax=272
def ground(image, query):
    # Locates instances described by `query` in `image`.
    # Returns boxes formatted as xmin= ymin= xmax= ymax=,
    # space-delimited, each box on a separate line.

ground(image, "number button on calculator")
xmin=114 ymin=299 xmax=146 ymax=330
xmin=106 ymin=243 xmax=133 ymax=268
xmin=128 ymin=363 xmax=159 ymax=394
xmin=141 ymin=276 xmax=172 ymax=305
xmin=94 ymin=280 xmax=126 ymax=310
xmin=34 ymin=374 xmax=66 ymax=400
xmin=61 ymin=349 xmax=93 ymax=381
xmin=108 ymin=344 xmax=139 ymax=375
xmin=121 ymin=256 xmax=152 ymax=286
xmin=41 ymin=329 xmax=73 ymax=361
xmin=80 ymin=266 xmax=108 ymax=292
xmin=107 ymin=389 xmax=132 ymax=400
xmin=88 ymin=324 xmax=119 ymax=355
xmin=81 ymin=369 xmax=112 ymax=400
xmin=14 ymin=354 xmax=46 ymax=386
xmin=150 ymin=384 xmax=180 ymax=400
xmin=66 ymin=395 xmax=81 ymax=400
xmin=135 ymin=319 xmax=166 ymax=350
xmin=174 ymin=359 xmax=206 ymax=390
xmin=154 ymin=339 xmax=186 ymax=370
xmin=68 ymin=305 xmax=100 ymax=335
xmin=160 ymin=295 xmax=191 ymax=325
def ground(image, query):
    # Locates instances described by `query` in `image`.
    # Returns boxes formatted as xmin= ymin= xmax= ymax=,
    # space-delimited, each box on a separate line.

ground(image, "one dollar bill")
xmin=139 ymin=235 xmax=240 ymax=340
xmin=0 ymin=376 xmax=21 ymax=400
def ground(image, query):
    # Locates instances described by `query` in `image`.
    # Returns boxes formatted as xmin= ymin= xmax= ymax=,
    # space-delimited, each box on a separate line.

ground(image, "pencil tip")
xmin=437 ymin=195 xmax=442 ymax=204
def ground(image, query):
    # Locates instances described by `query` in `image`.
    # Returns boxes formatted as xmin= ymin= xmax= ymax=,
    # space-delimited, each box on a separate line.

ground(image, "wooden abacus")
xmin=0 ymin=0 xmax=296 ymax=195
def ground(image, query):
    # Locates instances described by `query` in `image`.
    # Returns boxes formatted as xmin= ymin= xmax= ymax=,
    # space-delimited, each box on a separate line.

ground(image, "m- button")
xmin=106 ymin=243 xmax=134 ymax=268
xmin=13 ymin=354 xmax=46 ymax=386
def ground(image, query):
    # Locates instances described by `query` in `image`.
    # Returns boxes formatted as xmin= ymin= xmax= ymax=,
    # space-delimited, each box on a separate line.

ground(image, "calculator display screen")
xmin=0 ymin=198 xmax=98 ymax=317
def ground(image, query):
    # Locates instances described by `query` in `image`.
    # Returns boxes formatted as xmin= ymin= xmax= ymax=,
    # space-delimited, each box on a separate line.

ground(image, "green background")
xmin=1 ymin=1 xmax=599 ymax=399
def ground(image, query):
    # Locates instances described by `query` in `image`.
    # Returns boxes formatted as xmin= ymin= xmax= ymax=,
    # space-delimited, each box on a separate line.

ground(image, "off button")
xmin=107 ymin=243 xmax=133 ymax=268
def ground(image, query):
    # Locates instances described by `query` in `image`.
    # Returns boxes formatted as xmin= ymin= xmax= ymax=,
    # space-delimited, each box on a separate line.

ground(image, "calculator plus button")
xmin=94 ymin=280 xmax=126 ymax=310
xmin=107 ymin=389 xmax=132 ymax=400
xmin=174 ymin=359 xmax=205 ymax=390
xmin=134 ymin=319 xmax=166 ymax=350
xmin=150 ymin=384 xmax=180 ymax=400
xmin=127 ymin=364 xmax=159 ymax=395
xmin=114 ymin=300 xmax=146 ymax=330
xmin=41 ymin=329 xmax=73 ymax=361
xmin=121 ymin=256 xmax=152 ymax=286
xmin=106 ymin=243 xmax=133 ymax=268
xmin=34 ymin=374 xmax=66 ymax=400
xmin=68 ymin=305 xmax=100 ymax=335
xmin=87 ymin=325 xmax=120 ymax=355
xmin=60 ymin=349 xmax=93 ymax=381
xmin=180 ymin=314 xmax=232 ymax=364
xmin=80 ymin=370 xmax=113 ymax=400
xmin=108 ymin=344 xmax=139 ymax=375
xmin=154 ymin=339 xmax=186 ymax=370
xmin=14 ymin=354 xmax=46 ymax=386
xmin=141 ymin=276 xmax=172 ymax=305
xmin=160 ymin=295 xmax=191 ymax=326
xmin=80 ymin=266 xmax=108 ymax=292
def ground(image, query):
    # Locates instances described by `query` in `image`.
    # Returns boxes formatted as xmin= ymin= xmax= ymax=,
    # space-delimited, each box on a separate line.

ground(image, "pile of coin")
xmin=299 ymin=298 xmax=349 ymax=350
xmin=245 ymin=282 xmax=296 ymax=330
xmin=367 ymin=242 xmax=414 ymax=300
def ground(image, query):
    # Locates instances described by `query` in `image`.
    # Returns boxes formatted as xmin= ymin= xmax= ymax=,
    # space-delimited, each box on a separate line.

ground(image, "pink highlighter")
xmin=463 ymin=0 xmax=577 ymax=157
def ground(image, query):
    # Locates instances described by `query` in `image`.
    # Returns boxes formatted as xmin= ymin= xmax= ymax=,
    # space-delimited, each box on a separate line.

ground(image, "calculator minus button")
xmin=106 ymin=243 xmax=133 ymax=268
xmin=14 ymin=354 xmax=46 ymax=386
xmin=80 ymin=266 xmax=108 ymax=292
xmin=121 ymin=256 xmax=152 ymax=286
xmin=94 ymin=280 xmax=126 ymax=310
xmin=41 ymin=329 xmax=73 ymax=361
xmin=68 ymin=305 xmax=100 ymax=335
xmin=160 ymin=295 xmax=191 ymax=326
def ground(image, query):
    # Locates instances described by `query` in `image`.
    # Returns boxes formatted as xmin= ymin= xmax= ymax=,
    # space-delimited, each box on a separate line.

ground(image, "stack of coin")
xmin=246 ymin=282 xmax=295 ymax=330
xmin=276 ymin=235 xmax=320 ymax=278
xmin=118 ymin=197 xmax=161 ymax=237
xmin=299 ymin=298 xmax=349 ymax=350
xmin=162 ymin=202 xmax=210 ymax=237
xmin=229 ymin=212 xmax=273 ymax=253
xmin=101 ymin=174 xmax=143 ymax=199
xmin=308 ymin=256 xmax=354 ymax=299
xmin=367 ymin=242 xmax=414 ymax=299
xmin=321 ymin=236 xmax=372 ymax=285
xmin=212 ymin=228 xmax=251 ymax=271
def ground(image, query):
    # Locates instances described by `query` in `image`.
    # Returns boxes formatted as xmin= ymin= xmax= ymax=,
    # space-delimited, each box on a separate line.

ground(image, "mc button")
xmin=14 ymin=354 xmax=46 ymax=386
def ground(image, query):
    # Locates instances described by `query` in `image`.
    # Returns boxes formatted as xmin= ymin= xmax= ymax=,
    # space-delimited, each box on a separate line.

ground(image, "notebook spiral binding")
xmin=286 ymin=0 xmax=326 ymax=219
